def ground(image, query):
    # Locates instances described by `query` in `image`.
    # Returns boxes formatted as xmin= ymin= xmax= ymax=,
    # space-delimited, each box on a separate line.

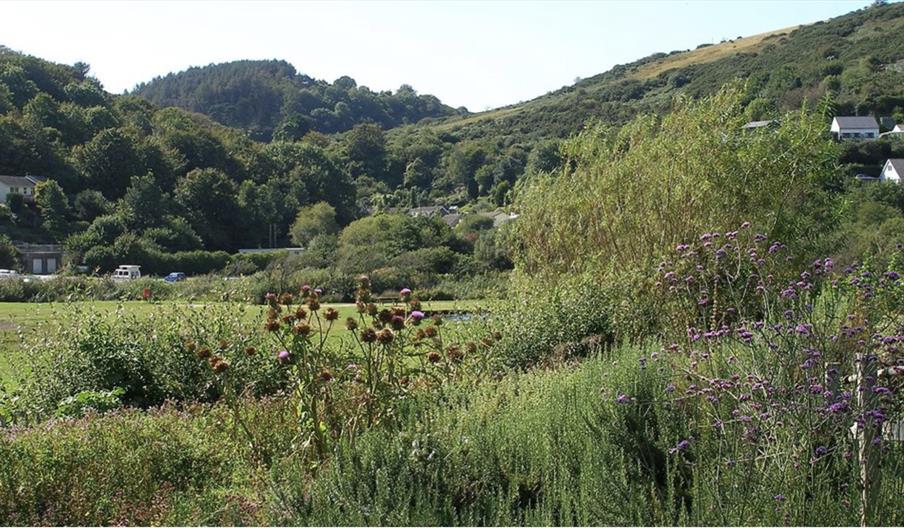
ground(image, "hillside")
xmin=419 ymin=2 xmax=904 ymax=143
xmin=132 ymin=60 xmax=462 ymax=140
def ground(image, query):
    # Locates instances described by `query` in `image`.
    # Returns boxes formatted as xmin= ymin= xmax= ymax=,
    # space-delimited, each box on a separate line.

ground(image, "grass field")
xmin=0 ymin=299 xmax=486 ymax=391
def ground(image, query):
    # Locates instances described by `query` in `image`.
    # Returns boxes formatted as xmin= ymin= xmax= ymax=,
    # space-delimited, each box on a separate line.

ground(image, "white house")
xmin=894 ymin=124 xmax=904 ymax=133
xmin=831 ymin=116 xmax=880 ymax=141
xmin=0 ymin=175 xmax=42 ymax=203
xmin=880 ymin=159 xmax=904 ymax=183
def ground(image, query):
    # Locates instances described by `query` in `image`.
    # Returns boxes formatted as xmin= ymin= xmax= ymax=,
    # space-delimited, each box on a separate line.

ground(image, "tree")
xmin=403 ymin=158 xmax=431 ymax=188
xmin=174 ymin=168 xmax=241 ymax=251
xmin=344 ymin=123 xmax=386 ymax=180
xmin=74 ymin=190 xmax=112 ymax=222
xmin=290 ymin=202 xmax=339 ymax=247
xmin=34 ymin=179 xmax=71 ymax=239
xmin=72 ymin=128 xmax=144 ymax=198
xmin=118 ymin=173 xmax=169 ymax=229
xmin=0 ymin=234 xmax=20 ymax=270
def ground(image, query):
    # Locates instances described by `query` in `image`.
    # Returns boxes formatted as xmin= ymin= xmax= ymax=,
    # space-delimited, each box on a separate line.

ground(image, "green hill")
xmin=132 ymin=59 xmax=462 ymax=141
xmin=418 ymin=2 xmax=904 ymax=144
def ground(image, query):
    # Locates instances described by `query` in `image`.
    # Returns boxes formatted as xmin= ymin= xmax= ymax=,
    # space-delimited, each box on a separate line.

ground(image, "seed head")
xmin=292 ymin=322 xmax=312 ymax=336
xmin=196 ymin=346 xmax=212 ymax=360
xmin=244 ymin=346 xmax=256 ymax=356
xmin=324 ymin=308 xmax=340 ymax=321
xmin=265 ymin=320 xmax=281 ymax=332
xmin=427 ymin=351 xmax=441 ymax=363
xmin=345 ymin=317 xmax=359 ymax=331
xmin=377 ymin=328 xmax=395 ymax=344
xmin=425 ymin=326 xmax=438 ymax=338
xmin=361 ymin=328 xmax=378 ymax=343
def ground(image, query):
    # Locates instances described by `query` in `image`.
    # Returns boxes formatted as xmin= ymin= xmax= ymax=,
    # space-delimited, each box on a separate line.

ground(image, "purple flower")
xmin=668 ymin=439 xmax=691 ymax=455
xmin=277 ymin=350 xmax=291 ymax=364
xmin=774 ymin=494 xmax=785 ymax=503
xmin=814 ymin=446 xmax=829 ymax=457
xmin=410 ymin=310 xmax=425 ymax=321
xmin=615 ymin=393 xmax=631 ymax=404
xmin=400 ymin=287 xmax=412 ymax=297
xmin=740 ymin=221 xmax=751 ymax=229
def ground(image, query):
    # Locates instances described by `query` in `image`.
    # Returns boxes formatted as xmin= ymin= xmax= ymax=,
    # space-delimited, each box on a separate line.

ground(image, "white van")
xmin=112 ymin=265 xmax=141 ymax=281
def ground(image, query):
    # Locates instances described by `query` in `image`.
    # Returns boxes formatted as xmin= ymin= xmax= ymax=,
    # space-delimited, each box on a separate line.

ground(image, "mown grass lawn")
xmin=0 ymin=299 xmax=487 ymax=391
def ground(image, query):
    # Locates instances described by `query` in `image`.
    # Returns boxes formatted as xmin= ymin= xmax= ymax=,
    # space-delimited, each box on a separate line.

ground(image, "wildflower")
xmin=324 ymin=308 xmax=340 ymax=321
xmin=466 ymin=342 xmax=478 ymax=354
xmin=295 ymin=307 xmax=308 ymax=320
xmin=377 ymin=328 xmax=394 ymax=344
xmin=277 ymin=350 xmax=291 ymax=364
xmin=292 ymin=322 xmax=312 ymax=336
xmin=196 ymin=346 xmax=212 ymax=360
xmin=391 ymin=315 xmax=405 ymax=330
xmin=410 ymin=310 xmax=425 ymax=324
xmin=319 ymin=369 xmax=333 ymax=382
xmin=400 ymin=287 xmax=412 ymax=299
xmin=265 ymin=320 xmax=281 ymax=332
xmin=244 ymin=346 xmax=256 ymax=356
xmin=615 ymin=393 xmax=631 ymax=404
xmin=425 ymin=326 xmax=438 ymax=338
xmin=345 ymin=317 xmax=358 ymax=331
xmin=773 ymin=494 xmax=785 ymax=503
xmin=740 ymin=221 xmax=751 ymax=229
xmin=356 ymin=301 xmax=367 ymax=314
xmin=378 ymin=309 xmax=393 ymax=323
xmin=432 ymin=315 xmax=443 ymax=326
xmin=668 ymin=439 xmax=691 ymax=455
xmin=212 ymin=358 xmax=229 ymax=373
xmin=308 ymin=299 xmax=320 ymax=311
xmin=281 ymin=314 xmax=296 ymax=324
xmin=279 ymin=292 xmax=294 ymax=305
xmin=447 ymin=346 xmax=464 ymax=362
xmin=361 ymin=328 xmax=377 ymax=343
xmin=366 ymin=303 xmax=378 ymax=316
xmin=814 ymin=446 xmax=829 ymax=458
xmin=265 ymin=292 xmax=277 ymax=304
xmin=427 ymin=351 xmax=441 ymax=363
xmin=301 ymin=284 xmax=311 ymax=295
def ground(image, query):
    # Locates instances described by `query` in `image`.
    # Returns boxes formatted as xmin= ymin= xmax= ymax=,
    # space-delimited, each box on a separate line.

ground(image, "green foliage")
xmin=0 ymin=234 xmax=19 ymax=270
xmin=133 ymin=60 xmax=458 ymax=140
xmin=515 ymin=86 xmax=840 ymax=279
xmin=34 ymin=179 xmax=71 ymax=238
xmin=15 ymin=303 xmax=286 ymax=420
xmin=289 ymin=202 xmax=339 ymax=247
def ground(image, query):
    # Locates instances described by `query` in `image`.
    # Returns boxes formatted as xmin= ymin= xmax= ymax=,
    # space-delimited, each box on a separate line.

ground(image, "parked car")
xmin=163 ymin=272 xmax=186 ymax=283
xmin=112 ymin=265 xmax=141 ymax=282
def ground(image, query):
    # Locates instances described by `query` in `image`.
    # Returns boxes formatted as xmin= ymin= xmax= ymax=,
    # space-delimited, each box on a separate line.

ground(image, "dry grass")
xmin=629 ymin=26 xmax=798 ymax=80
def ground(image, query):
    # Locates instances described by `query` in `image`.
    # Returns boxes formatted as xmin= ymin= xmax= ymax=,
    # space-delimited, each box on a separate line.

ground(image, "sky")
xmin=1 ymin=0 xmax=876 ymax=111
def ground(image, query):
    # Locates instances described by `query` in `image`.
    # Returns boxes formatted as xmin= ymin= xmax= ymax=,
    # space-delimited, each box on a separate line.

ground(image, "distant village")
xmin=745 ymin=115 xmax=904 ymax=183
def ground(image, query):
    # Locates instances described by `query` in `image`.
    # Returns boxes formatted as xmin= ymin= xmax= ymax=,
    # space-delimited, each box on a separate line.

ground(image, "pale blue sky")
xmin=1 ymin=0 xmax=875 ymax=111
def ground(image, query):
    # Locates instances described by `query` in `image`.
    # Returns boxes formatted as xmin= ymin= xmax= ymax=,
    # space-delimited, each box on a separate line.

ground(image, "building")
xmin=880 ymin=159 xmax=904 ymax=184
xmin=831 ymin=116 xmax=880 ymax=141
xmin=407 ymin=206 xmax=450 ymax=218
xmin=237 ymin=247 xmax=305 ymax=256
xmin=894 ymin=124 xmax=904 ymax=134
xmin=741 ymin=120 xmax=778 ymax=130
xmin=0 ymin=175 xmax=43 ymax=203
xmin=15 ymin=243 xmax=63 ymax=274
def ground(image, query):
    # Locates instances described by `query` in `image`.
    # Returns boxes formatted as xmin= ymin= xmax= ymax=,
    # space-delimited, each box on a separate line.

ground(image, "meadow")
xmin=0 ymin=298 xmax=483 ymax=391
xmin=1 ymin=88 xmax=904 ymax=526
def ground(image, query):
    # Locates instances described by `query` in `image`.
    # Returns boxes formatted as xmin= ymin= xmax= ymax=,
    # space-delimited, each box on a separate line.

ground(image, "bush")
xmin=488 ymin=272 xmax=615 ymax=368
xmin=14 ymin=303 xmax=287 ymax=421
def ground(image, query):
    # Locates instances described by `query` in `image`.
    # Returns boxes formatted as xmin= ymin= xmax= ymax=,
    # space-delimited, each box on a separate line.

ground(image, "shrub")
xmin=14 ymin=303 xmax=287 ymax=421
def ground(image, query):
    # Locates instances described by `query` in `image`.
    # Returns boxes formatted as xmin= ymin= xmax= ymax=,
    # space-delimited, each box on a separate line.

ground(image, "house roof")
xmin=833 ymin=116 xmax=879 ymax=129
xmin=441 ymin=213 xmax=462 ymax=227
xmin=0 ymin=175 xmax=38 ymax=187
xmin=408 ymin=206 xmax=448 ymax=216
xmin=742 ymin=120 xmax=778 ymax=129
xmin=886 ymin=159 xmax=904 ymax=175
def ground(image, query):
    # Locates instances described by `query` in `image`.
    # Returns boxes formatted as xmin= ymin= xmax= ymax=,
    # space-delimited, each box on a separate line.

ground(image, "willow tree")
xmin=514 ymin=85 xmax=841 ymax=278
